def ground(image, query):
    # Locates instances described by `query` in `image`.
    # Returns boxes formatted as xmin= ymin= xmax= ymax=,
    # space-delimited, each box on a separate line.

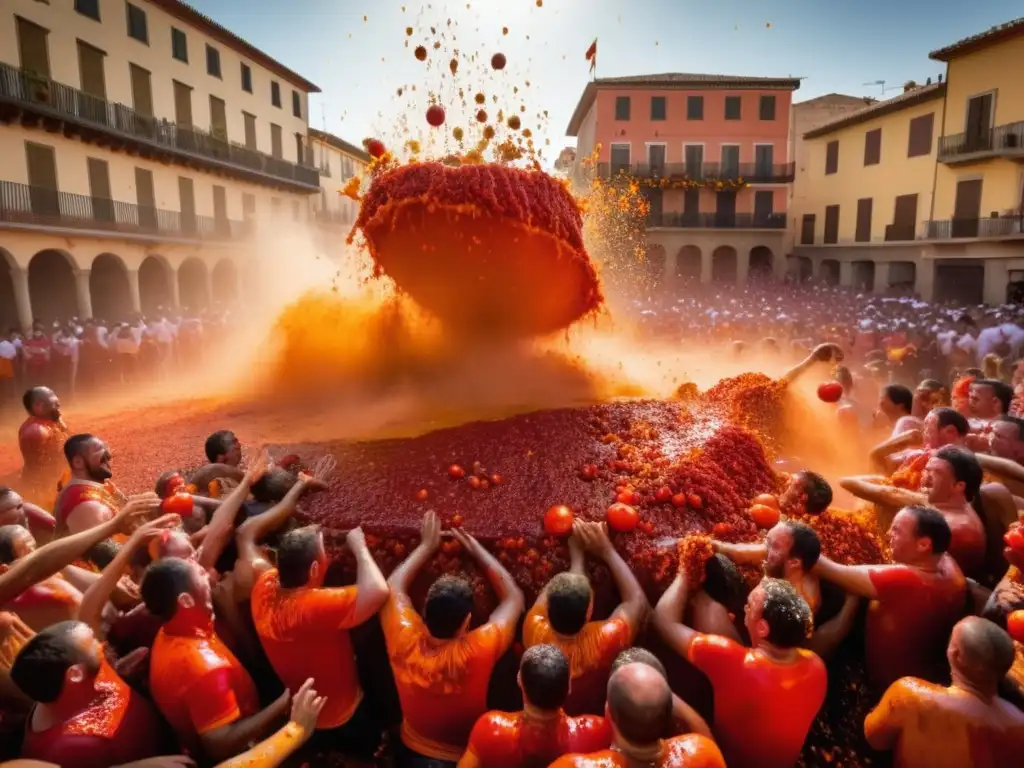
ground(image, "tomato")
xmin=654 ymin=486 xmax=673 ymax=504
xmin=580 ymin=464 xmax=599 ymax=481
xmin=817 ymin=381 xmax=844 ymax=404
xmin=607 ymin=503 xmax=639 ymax=533
xmin=415 ymin=489 xmax=429 ymax=501
xmin=615 ymin=491 xmax=636 ymax=505
xmin=687 ymin=494 xmax=703 ymax=509
xmin=448 ymin=464 xmax=466 ymax=479
xmin=712 ymin=522 xmax=732 ymax=538
xmin=750 ymin=503 xmax=781 ymax=529
xmin=491 ymin=52 xmax=507 ymax=70
xmin=162 ymin=492 xmax=193 ymax=516
xmin=363 ymin=138 xmax=386 ymax=158
xmin=1004 ymin=529 xmax=1024 ymax=552
xmin=451 ymin=514 xmax=463 ymax=527
xmin=1008 ymin=610 xmax=1024 ymax=643
xmin=490 ymin=473 xmax=503 ymax=485
xmin=671 ymin=493 xmax=686 ymax=508
xmin=468 ymin=476 xmax=482 ymax=490
xmin=544 ymin=505 xmax=574 ymax=536
xmin=752 ymin=493 xmax=779 ymax=509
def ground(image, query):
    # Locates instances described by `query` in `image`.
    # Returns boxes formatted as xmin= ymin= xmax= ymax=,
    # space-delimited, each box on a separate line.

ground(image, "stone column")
xmin=204 ymin=267 xmax=215 ymax=308
xmin=915 ymin=251 xmax=935 ymax=301
xmin=736 ymin=249 xmax=749 ymax=285
xmin=74 ymin=270 xmax=93 ymax=320
xmin=168 ymin=269 xmax=181 ymax=309
xmin=11 ymin=267 xmax=33 ymax=332
xmin=126 ymin=269 xmax=142 ymax=314
xmin=982 ymin=257 xmax=1007 ymax=305
xmin=873 ymin=261 xmax=891 ymax=295
xmin=700 ymin=249 xmax=713 ymax=285
xmin=663 ymin=248 xmax=677 ymax=292
xmin=839 ymin=261 xmax=854 ymax=288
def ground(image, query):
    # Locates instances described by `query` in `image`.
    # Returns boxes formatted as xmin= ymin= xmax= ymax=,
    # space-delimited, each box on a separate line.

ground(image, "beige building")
xmin=792 ymin=17 xmax=1024 ymax=304
xmin=0 ymin=0 xmax=321 ymax=330
xmin=309 ymin=128 xmax=370 ymax=232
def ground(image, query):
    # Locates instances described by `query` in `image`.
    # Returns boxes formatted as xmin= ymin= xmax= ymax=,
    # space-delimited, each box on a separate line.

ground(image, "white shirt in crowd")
xmin=0 ymin=340 xmax=16 ymax=360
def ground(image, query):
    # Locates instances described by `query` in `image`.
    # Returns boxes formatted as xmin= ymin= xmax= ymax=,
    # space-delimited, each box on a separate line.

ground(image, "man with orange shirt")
xmin=142 ymin=557 xmax=291 ymax=763
xmin=459 ymin=644 xmax=611 ymax=767
xmin=17 ymin=388 xmax=68 ymax=508
xmin=653 ymin=570 xmax=826 ymax=768
xmin=864 ymin=616 xmax=1024 ymax=767
xmin=523 ymin=521 xmax=646 ymax=716
xmin=550 ymin=663 xmax=725 ymax=768
xmin=10 ymin=620 xmax=167 ymax=768
xmin=813 ymin=505 xmax=965 ymax=690
xmin=53 ymin=435 xmax=125 ymax=536
xmin=250 ymin=524 xmax=389 ymax=759
xmin=382 ymin=511 xmax=524 ymax=765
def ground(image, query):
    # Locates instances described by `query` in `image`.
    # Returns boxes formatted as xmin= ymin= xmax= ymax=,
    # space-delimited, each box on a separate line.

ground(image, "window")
xmin=855 ymin=198 xmax=873 ymax=242
xmin=724 ymin=96 xmax=741 ymax=120
xmin=687 ymin=96 xmax=703 ymax=120
xmin=650 ymin=96 xmax=666 ymax=121
xmin=126 ymin=3 xmax=148 ymax=44
xmin=800 ymin=214 xmax=816 ymax=245
xmin=824 ymin=204 xmax=840 ymax=244
xmin=75 ymin=0 xmax=100 ymax=21
xmin=295 ymin=133 xmax=306 ymax=164
xmin=759 ymin=95 xmax=776 ymax=121
xmin=271 ymin=81 xmax=281 ymax=108
xmin=171 ymin=28 xmax=188 ymax=62
xmin=614 ymin=96 xmax=630 ymax=120
xmin=240 ymin=63 xmax=252 ymax=93
xmin=907 ymin=113 xmax=934 ymax=157
xmin=292 ymin=90 xmax=302 ymax=118
xmin=206 ymin=45 xmax=221 ymax=78
xmin=242 ymin=193 xmax=255 ymax=217
xmin=863 ymin=128 xmax=881 ymax=166
xmin=825 ymin=140 xmax=839 ymax=175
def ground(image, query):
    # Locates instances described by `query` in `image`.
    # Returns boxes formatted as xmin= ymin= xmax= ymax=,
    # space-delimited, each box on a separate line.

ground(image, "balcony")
xmin=0 ymin=63 xmax=320 ymax=193
xmin=312 ymin=208 xmax=353 ymax=227
xmin=884 ymin=224 xmax=917 ymax=242
xmin=0 ymin=180 xmax=247 ymax=241
xmin=647 ymin=212 xmax=787 ymax=230
xmin=925 ymin=216 xmax=1024 ymax=240
xmin=937 ymin=121 xmax=1024 ymax=165
xmin=596 ymin=162 xmax=795 ymax=184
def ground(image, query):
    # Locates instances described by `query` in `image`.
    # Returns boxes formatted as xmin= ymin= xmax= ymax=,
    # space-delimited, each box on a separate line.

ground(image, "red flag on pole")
xmin=585 ymin=39 xmax=597 ymax=72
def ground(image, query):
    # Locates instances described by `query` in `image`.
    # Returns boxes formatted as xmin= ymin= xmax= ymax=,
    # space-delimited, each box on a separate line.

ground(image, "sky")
xmin=189 ymin=0 xmax=1021 ymax=166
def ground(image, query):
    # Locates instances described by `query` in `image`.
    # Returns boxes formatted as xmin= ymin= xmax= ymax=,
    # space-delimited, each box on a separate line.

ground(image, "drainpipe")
xmin=928 ymin=63 xmax=949 ymax=226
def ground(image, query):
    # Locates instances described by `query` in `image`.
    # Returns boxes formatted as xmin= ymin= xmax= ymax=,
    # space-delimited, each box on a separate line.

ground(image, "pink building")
xmin=567 ymin=73 xmax=801 ymax=285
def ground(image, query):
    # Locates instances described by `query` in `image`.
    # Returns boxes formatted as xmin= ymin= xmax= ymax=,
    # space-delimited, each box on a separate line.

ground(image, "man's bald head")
xmin=606 ymin=663 xmax=672 ymax=746
xmin=950 ymin=616 xmax=1015 ymax=685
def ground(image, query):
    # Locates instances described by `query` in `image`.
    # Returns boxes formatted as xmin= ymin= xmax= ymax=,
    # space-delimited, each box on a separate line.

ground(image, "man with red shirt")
xmin=653 ymin=569 xmax=826 ymax=768
xmin=523 ymin=521 xmax=647 ymax=716
xmin=813 ymin=505 xmax=966 ymax=690
xmin=460 ymin=644 xmax=611 ymax=767
xmin=9 ymin=620 xmax=166 ymax=768
xmin=550 ymin=663 xmax=725 ymax=768
xmin=17 ymin=387 xmax=67 ymax=508
xmin=142 ymin=556 xmax=291 ymax=763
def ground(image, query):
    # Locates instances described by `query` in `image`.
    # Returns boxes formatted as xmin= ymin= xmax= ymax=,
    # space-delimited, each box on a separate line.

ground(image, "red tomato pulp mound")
xmin=353 ymin=162 xmax=603 ymax=338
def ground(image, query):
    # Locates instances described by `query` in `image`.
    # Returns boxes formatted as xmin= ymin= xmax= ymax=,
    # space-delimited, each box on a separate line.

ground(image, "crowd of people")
xmin=1 ymin=281 xmax=1024 ymax=767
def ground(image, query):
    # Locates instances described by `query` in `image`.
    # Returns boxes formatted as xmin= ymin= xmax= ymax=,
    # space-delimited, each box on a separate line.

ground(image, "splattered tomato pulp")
xmin=354 ymin=162 xmax=603 ymax=338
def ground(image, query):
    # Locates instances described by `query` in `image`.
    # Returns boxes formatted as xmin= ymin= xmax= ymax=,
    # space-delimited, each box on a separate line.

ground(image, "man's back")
xmin=550 ymin=734 xmax=726 ymax=768
xmin=464 ymin=710 xmax=610 ymax=767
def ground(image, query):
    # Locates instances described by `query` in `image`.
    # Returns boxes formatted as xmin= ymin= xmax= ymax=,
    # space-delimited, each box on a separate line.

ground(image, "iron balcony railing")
xmin=0 ymin=63 xmax=320 ymax=190
xmin=938 ymin=121 xmax=1024 ymax=161
xmin=647 ymin=212 xmax=787 ymax=230
xmin=925 ymin=216 xmax=1024 ymax=240
xmin=597 ymin=161 xmax=795 ymax=184
xmin=0 ymin=180 xmax=247 ymax=240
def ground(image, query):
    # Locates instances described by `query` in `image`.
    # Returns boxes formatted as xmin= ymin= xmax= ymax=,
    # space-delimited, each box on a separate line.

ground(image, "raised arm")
xmin=215 ymin=679 xmax=323 ymax=768
xmin=805 ymin=592 xmax=861 ymax=660
xmin=189 ymin=464 xmax=246 ymax=495
xmin=653 ymin=568 xmax=699 ymax=658
xmin=388 ymin=510 xmax=442 ymax=597
xmin=711 ymin=539 xmax=767 ymax=566
xmin=812 ymin=555 xmax=879 ymax=599
xmin=839 ymin=476 xmax=923 ymax=509
xmin=199 ymin=685 xmax=291 ymax=763
xmin=578 ymin=521 xmax=648 ymax=629
xmin=977 ymin=454 xmax=1024 ymax=486
xmin=531 ymin=533 xmax=585 ymax=613
xmin=198 ymin=450 xmax=269 ymax=572
xmin=863 ymin=680 xmax=907 ymax=752
xmin=452 ymin=529 xmax=525 ymax=633
xmin=868 ymin=431 xmax=922 ymax=474
xmin=343 ymin=527 xmax=389 ymax=625
xmin=780 ymin=343 xmax=844 ymax=385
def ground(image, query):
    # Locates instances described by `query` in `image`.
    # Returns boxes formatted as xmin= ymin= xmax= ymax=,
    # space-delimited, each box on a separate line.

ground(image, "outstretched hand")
xmin=811 ymin=343 xmax=844 ymax=363
xmin=290 ymin=677 xmax=326 ymax=734
xmin=420 ymin=510 xmax=442 ymax=552
xmin=114 ymin=493 xmax=163 ymax=533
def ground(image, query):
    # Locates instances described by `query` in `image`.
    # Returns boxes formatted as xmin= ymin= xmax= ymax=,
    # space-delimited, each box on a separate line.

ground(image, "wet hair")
xmin=972 ymin=379 xmax=1014 ymax=415
xmin=918 ymin=379 xmax=944 ymax=391
xmin=155 ymin=469 xmax=183 ymax=498
xmin=520 ymin=644 xmax=570 ymax=710
xmin=10 ymin=621 xmax=90 ymax=703
xmin=934 ymin=445 xmax=983 ymax=502
xmin=21 ymin=386 xmax=51 ymax=415
xmin=140 ymin=557 xmax=197 ymax=622
xmin=277 ymin=527 xmax=322 ymax=588
xmin=882 ymin=384 xmax=914 ymax=415
xmin=903 ymin=505 xmax=952 ymax=555
xmin=998 ymin=415 xmax=1024 ymax=442
xmin=546 ymin=572 xmax=593 ymax=635
xmin=0 ymin=525 xmax=26 ymax=565
xmin=250 ymin=467 xmax=298 ymax=504
xmin=702 ymin=554 xmax=746 ymax=615
xmin=611 ymin=647 xmax=667 ymax=679
xmin=0 ymin=486 xmax=12 ymax=499
xmin=931 ymin=407 xmax=969 ymax=437
xmin=423 ymin=575 xmax=474 ymax=639
xmin=957 ymin=617 xmax=1016 ymax=681
xmin=758 ymin=578 xmax=813 ymax=649
xmin=796 ymin=471 xmax=833 ymax=515
xmin=606 ymin=664 xmax=673 ymax=745
xmin=204 ymin=430 xmax=237 ymax=463
xmin=63 ymin=433 xmax=98 ymax=464
xmin=782 ymin=521 xmax=821 ymax=571
xmin=85 ymin=539 xmax=121 ymax=571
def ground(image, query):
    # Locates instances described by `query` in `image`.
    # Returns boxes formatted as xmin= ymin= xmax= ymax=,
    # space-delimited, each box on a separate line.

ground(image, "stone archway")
xmin=852 ymin=261 xmax=876 ymax=292
xmin=749 ymin=246 xmax=774 ymax=280
xmin=821 ymin=259 xmax=841 ymax=286
xmin=0 ymin=249 xmax=18 ymax=331
xmin=211 ymin=259 xmax=239 ymax=305
xmin=139 ymin=255 xmax=173 ymax=314
xmin=28 ymin=249 xmax=77 ymax=325
xmin=676 ymin=246 xmax=701 ymax=282
xmin=178 ymin=258 xmax=209 ymax=310
xmin=796 ymin=256 xmax=813 ymax=283
xmin=646 ymin=244 xmax=667 ymax=286
xmin=90 ymin=253 xmax=131 ymax=322
xmin=711 ymin=245 xmax=737 ymax=284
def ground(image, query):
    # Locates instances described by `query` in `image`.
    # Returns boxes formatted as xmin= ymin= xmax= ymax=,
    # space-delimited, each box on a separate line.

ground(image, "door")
xmin=964 ymin=94 xmax=993 ymax=152
xmin=685 ymin=145 xmax=703 ymax=177
xmin=173 ymin=80 xmax=194 ymax=150
xmin=87 ymin=157 xmax=114 ymax=223
xmin=16 ymin=18 xmax=50 ymax=79
xmin=683 ymin=189 xmax=700 ymax=225
xmin=720 ymin=146 xmax=740 ymax=179
xmin=134 ymin=167 xmax=157 ymax=230
xmin=891 ymin=194 xmax=918 ymax=240
xmin=952 ymin=179 xmax=982 ymax=237
xmin=295 ymin=134 xmax=305 ymax=165
xmin=178 ymin=177 xmax=197 ymax=233
xmin=715 ymin=190 xmax=736 ymax=226
xmin=209 ymin=96 xmax=227 ymax=139
xmin=243 ymin=112 xmax=257 ymax=150
xmin=643 ymin=189 xmax=663 ymax=224
xmin=212 ymin=185 xmax=228 ymax=234
xmin=754 ymin=190 xmax=774 ymax=224
xmin=610 ymin=145 xmax=630 ymax=175
xmin=76 ymin=41 xmax=107 ymax=123
xmin=25 ymin=142 xmax=59 ymax=217
xmin=754 ymin=145 xmax=774 ymax=178
xmin=129 ymin=64 xmax=154 ymax=135
xmin=647 ymin=144 xmax=666 ymax=175
xmin=270 ymin=124 xmax=283 ymax=159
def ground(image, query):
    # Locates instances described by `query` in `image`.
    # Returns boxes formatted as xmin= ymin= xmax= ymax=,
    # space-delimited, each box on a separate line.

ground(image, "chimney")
xmin=926 ymin=77 xmax=932 ymax=85
xmin=903 ymin=80 xmax=917 ymax=93
xmin=938 ymin=73 xmax=943 ymax=83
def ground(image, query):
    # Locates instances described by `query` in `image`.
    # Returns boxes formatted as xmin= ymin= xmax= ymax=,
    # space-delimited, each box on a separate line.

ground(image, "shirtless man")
xmin=975 ymin=415 xmax=1024 ymax=500
xmin=864 ymin=617 xmax=1024 ymax=767
xmin=17 ymin=388 xmax=68 ymax=507
xmin=0 ymin=488 xmax=55 ymax=546
xmin=0 ymin=526 xmax=83 ymax=632
xmin=968 ymin=378 xmax=1013 ymax=432
xmin=52 ymin=435 xmax=124 ymax=536
xmin=874 ymin=384 xmax=919 ymax=436
xmin=868 ymin=407 xmax=968 ymax=476
xmin=778 ymin=471 xmax=833 ymax=517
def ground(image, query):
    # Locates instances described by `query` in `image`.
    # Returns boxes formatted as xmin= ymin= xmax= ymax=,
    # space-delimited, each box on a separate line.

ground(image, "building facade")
xmin=567 ymin=73 xmax=800 ymax=288
xmin=0 ymin=0 xmax=321 ymax=330
xmin=309 ymin=128 xmax=370 ymax=232
xmin=792 ymin=17 xmax=1024 ymax=305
